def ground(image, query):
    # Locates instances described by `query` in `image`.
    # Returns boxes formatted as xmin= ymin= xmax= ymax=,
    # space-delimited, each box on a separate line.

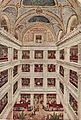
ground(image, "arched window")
xmin=1 ymin=18 xmax=8 ymax=32
xmin=28 ymin=16 xmax=50 ymax=23
xmin=23 ymin=0 xmax=55 ymax=6
xmin=67 ymin=15 xmax=78 ymax=33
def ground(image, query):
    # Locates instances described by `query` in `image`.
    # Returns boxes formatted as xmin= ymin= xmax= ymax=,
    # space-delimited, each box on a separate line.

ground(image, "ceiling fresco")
xmin=23 ymin=0 xmax=55 ymax=6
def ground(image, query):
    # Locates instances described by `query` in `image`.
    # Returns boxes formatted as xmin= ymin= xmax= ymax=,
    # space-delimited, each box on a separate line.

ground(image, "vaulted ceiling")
xmin=0 ymin=0 xmax=81 ymax=43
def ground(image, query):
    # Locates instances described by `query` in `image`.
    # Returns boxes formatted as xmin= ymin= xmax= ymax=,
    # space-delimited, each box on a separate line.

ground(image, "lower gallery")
xmin=0 ymin=0 xmax=81 ymax=120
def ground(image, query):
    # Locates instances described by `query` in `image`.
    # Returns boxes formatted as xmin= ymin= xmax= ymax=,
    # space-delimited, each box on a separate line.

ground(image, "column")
xmin=64 ymin=68 xmax=70 ymax=120
xmin=65 ymin=47 xmax=70 ymax=62
xmin=31 ymin=94 xmax=34 ymax=107
xmin=56 ymin=64 xmax=59 ymax=90
xmin=30 ymin=50 xmax=34 ymax=60
xmin=56 ymin=49 xmax=59 ymax=60
xmin=30 ymin=64 xmax=34 ymax=89
xmin=64 ymin=68 xmax=69 ymax=104
xmin=30 ymin=64 xmax=34 ymax=73
xmin=30 ymin=77 xmax=34 ymax=90
xmin=18 ymin=49 xmax=22 ymax=60
xmin=56 ymin=94 xmax=60 ymax=104
xmin=43 ymin=64 xmax=47 ymax=89
xmin=8 ymin=68 xmax=13 ymax=104
xmin=18 ymin=65 xmax=22 ymax=75
xmin=44 ymin=94 xmax=47 ymax=107
xmin=8 ymin=68 xmax=13 ymax=120
xmin=8 ymin=47 xmax=13 ymax=61
xmin=43 ymin=50 xmax=47 ymax=60
xmin=64 ymin=68 xmax=69 ymax=85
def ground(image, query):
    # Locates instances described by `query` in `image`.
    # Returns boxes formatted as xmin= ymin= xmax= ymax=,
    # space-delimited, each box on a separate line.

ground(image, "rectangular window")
xmin=69 ymin=70 xmax=78 ymax=88
xmin=70 ymin=45 xmax=78 ymax=63
xmin=22 ymin=64 xmax=30 ymax=72
xmin=47 ymin=64 xmax=56 ymax=72
xmin=13 ymin=81 xmax=18 ymax=94
xmin=34 ymin=64 xmax=43 ymax=72
xmin=0 ymin=44 xmax=8 ymax=62
xmin=22 ymin=50 xmax=30 ymax=59
xmin=13 ymin=49 xmax=18 ymax=60
xmin=22 ymin=78 xmax=30 ymax=87
xmin=59 ymin=66 xmax=64 ymax=77
xmin=69 ymin=93 xmax=78 ymax=115
xmin=47 ymin=78 xmax=56 ymax=87
xmin=0 ymin=70 xmax=8 ymax=88
xmin=0 ymin=93 xmax=8 ymax=114
xmin=48 ymin=50 xmax=56 ymax=59
xmin=34 ymin=78 xmax=43 ymax=87
xmin=13 ymin=65 xmax=18 ymax=77
xmin=36 ymin=35 xmax=42 ymax=43
xmin=59 ymin=82 xmax=64 ymax=94
xmin=35 ymin=50 xmax=43 ymax=59
xmin=60 ymin=49 xmax=64 ymax=60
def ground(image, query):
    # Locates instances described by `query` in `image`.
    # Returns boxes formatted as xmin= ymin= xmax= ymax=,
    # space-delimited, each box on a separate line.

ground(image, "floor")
xmin=13 ymin=103 xmax=63 ymax=120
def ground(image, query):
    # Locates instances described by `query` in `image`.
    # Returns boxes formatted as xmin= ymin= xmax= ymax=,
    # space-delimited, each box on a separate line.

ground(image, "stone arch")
xmin=0 ymin=14 xmax=11 ymax=32
xmin=22 ymin=22 xmax=56 ymax=44
xmin=67 ymin=15 xmax=78 ymax=33
xmin=28 ymin=15 xmax=50 ymax=23
xmin=15 ymin=10 xmax=63 ymax=30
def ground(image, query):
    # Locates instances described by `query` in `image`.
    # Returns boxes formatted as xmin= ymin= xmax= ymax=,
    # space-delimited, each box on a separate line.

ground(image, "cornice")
xmin=0 ymin=28 xmax=22 ymax=46
xmin=56 ymin=24 xmax=81 ymax=46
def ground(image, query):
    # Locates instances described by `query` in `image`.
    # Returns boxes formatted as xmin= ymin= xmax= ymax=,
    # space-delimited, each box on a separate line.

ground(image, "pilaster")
xmin=44 ymin=94 xmax=47 ymax=107
xmin=43 ymin=64 xmax=47 ymax=89
xmin=31 ymin=94 xmax=34 ymax=107
xmin=8 ymin=47 xmax=13 ymax=61
xmin=30 ymin=50 xmax=34 ymax=60
xmin=65 ymin=47 xmax=70 ymax=62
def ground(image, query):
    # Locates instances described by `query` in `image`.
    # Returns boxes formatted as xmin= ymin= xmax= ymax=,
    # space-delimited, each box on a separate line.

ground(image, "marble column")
xmin=8 ymin=68 xmax=13 ymax=120
xmin=65 ymin=47 xmax=70 ymax=62
xmin=43 ymin=50 xmax=47 ymax=60
xmin=43 ymin=64 xmax=47 ymax=90
xmin=31 ymin=94 xmax=34 ymax=107
xmin=64 ymin=68 xmax=69 ymax=104
xmin=30 ymin=50 xmax=34 ymax=60
xmin=56 ymin=94 xmax=60 ymax=104
xmin=56 ymin=49 xmax=59 ymax=60
xmin=30 ymin=64 xmax=34 ymax=89
xmin=8 ymin=68 xmax=13 ymax=104
xmin=8 ymin=47 xmax=13 ymax=61
xmin=56 ymin=64 xmax=59 ymax=90
xmin=18 ymin=49 xmax=22 ymax=60
xmin=64 ymin=68 xmax=70 ymax=120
